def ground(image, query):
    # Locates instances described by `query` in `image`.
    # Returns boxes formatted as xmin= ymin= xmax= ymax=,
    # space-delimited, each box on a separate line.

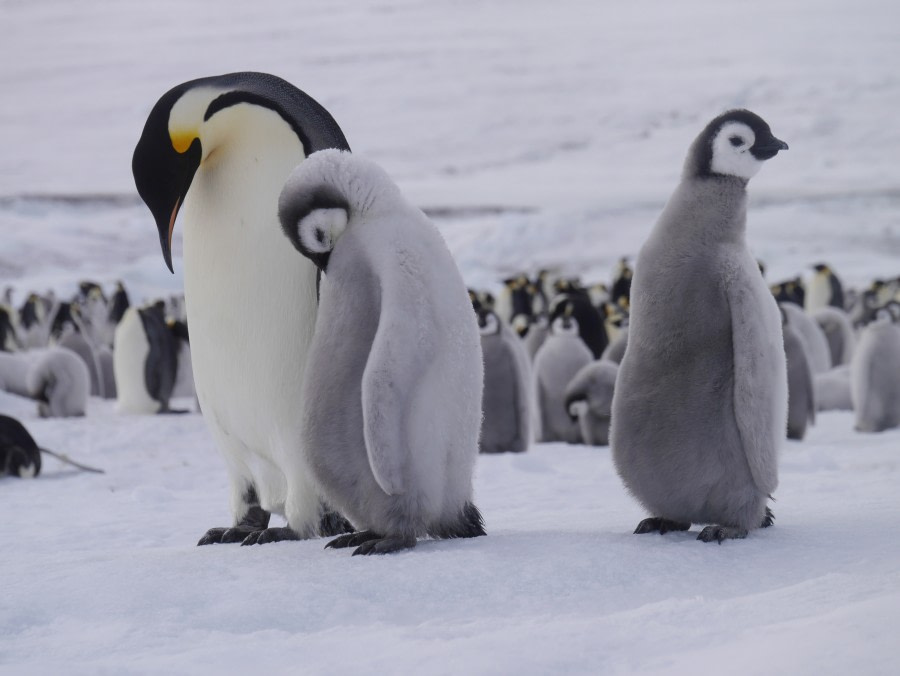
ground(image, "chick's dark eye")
xmin=729 ymin=136 xmax=743 ymax=147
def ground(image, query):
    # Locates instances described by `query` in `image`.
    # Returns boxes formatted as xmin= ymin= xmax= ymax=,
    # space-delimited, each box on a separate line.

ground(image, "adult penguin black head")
xmin=685 ymin=109 xmax=788 ymax=181
xmin=133 ymin=72 xmax=351 ymax=272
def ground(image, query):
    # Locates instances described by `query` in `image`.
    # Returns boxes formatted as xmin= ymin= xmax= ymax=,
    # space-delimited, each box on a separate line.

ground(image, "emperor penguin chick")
xmin=564 ymin=360 xmax=618 ymax=446
xmin=851 ymin=311 xmax=900 ymax=432
xmin=477 ymin=310 xmax=533 ymax=454
xmin=781 ymin=308 xmax=816 ymax=440
xmin=533 ymin=307 xmax=593 ymax=443
xmin=611 ymin=110 xmax=789 ymax=543
xmin=278 ymin=149 xmax=486 ymax=555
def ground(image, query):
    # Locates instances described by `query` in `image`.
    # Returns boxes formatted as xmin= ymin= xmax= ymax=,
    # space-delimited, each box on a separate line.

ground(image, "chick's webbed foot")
xmin=197 ymin=503 xmax=270 ymax=546
xmin=352 ymin=534 xmax=417 ymax=556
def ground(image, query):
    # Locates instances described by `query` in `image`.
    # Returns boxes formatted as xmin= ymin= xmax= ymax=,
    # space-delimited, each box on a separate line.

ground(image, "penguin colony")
xmin=0 ymin=280 xmax=195 ymax=419
xmin=8 ymin=71 xmax=897 ymax=558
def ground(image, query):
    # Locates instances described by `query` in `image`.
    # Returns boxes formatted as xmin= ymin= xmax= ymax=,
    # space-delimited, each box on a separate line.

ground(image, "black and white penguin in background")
xmin=771 ymin=278 xmax=805 ymax=307
xmin=548 ymin=286 xmax=608 ymax=358
xmin=133 ymin=72 xmax=354 ymax=545
xmin=610 ymin=257 xmax=633 ymax=305
xmin=278 ymin=149 xmax=486 ymax=554
xmin=805 ymin=263 xmax=844 ymax=313
xmin=113 ymin=303 xmax=182 ymax=414
xmin=0 ymin=307 xmax=21 ymax=352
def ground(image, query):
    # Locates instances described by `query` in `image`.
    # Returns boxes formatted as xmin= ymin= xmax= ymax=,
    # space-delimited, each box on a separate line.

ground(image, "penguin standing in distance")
xmin=610 ymin=257 xmax=633 ymax=305
xmin=549 ymin=287 xmax=608 ymax=358
xmin=112 ymin=303 xmax=181 ymax=414
xmin=522 ymin=314 xmax=549 ymax=361
xmin=278 ymin=149 xmax=486 ymax=555
xmin=814 ymin=365 xmax=853 ymax=412
xmin=781 ymin=307 xmax=815 ymax=440
xmin=611 ymin=109 xmax=788 ymax=543
xmin=133 ymin=72 xmax=355 ymax=545
xmin=533 ymin=304 xmax=593 ymax=443
xmin=0 ymin=307 xmax=21 ymax=352
xmin=564 ymin=359 xmax=618 ymax=446
xmin=107 ymin=281 xmax=131 ymax=330
xmin=779 ymin=302 xmax=832 ymax=374
xmin=805 ymin=263 xmax=844 ymax=313
xmin=812 ymin=306 xmax=855 ymax=367
xmin=476 ymin=309 xmax=533 ymax=454
xmin=850 ymin=309 xmax=900 ymax=432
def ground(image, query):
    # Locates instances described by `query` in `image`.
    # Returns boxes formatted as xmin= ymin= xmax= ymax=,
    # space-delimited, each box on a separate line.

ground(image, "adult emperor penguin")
xmin=132 ymin=72 xmax=353 ymax=545
xmin=611 ymin=109 xmax=788 ymax=543
xmin=113 ymin=304 xmax=180 ymax=414
xmin=278 ymin=149 xmax=486 ymax=554
xmin=477 ymin=309 xmax=533 ymax=454
xmin=805 ymin=263 xmax=844 ymax=313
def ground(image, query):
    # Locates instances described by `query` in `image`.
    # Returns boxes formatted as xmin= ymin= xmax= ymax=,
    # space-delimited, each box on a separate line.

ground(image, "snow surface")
xmin=1 ymin=0 xmax=899 ymax=673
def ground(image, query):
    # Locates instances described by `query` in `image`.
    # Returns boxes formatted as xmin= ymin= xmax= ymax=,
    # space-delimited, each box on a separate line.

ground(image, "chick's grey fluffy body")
xmin=611 ymin=110 xmax=787 ymax=537
xmin=279 ymin=150 xmax=485 ymax=553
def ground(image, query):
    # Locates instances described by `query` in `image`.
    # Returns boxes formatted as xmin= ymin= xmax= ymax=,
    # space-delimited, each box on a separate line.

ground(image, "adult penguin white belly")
xmin=132 ymin=72 xmax=353 ymax=545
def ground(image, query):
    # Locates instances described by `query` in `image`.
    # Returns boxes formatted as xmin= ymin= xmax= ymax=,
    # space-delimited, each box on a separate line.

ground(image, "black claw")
xmin=240 ymin=531 xmax=262 ymax=546
xmin=197 ymin=528 xmax=227 ymax=546
xmin=326 ymin=530 xmax=381 ymax=550
xmin=634 ymin=517 xmax=691 ymax=535
xmin=351 ymin=535 xmax=416 ymax=556
xmin=761 ymin=507 xmax=775 ymax=528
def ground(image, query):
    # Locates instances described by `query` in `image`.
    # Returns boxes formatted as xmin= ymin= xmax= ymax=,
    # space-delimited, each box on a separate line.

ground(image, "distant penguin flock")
xmin=5 ymin=70 xmax=897 ymax=559
xmin=0 ymin=279 xmax=195 ymax=419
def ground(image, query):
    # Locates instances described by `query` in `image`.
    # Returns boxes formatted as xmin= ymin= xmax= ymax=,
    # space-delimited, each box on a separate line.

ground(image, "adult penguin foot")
xmin=633 ymin=517 xmax=691 ymax=535
xmin=697 ymin=525 xmax=749 ymax=544
xmin=351 ymin=535 xmax=417 ymax=556
xmin=197 ymin=504 xmax=270 ymax=545
xmin=325 ymin=530 xmax=381 ymax=550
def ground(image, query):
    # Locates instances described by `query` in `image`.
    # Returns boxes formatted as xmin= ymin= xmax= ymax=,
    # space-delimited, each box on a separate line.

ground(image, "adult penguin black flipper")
xmin=132 ymin=72 xmax=354 ymax=545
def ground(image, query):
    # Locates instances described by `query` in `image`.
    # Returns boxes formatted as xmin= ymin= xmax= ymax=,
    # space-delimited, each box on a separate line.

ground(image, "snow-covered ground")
xmin=1 ymin=0 xmax=899 ymax=673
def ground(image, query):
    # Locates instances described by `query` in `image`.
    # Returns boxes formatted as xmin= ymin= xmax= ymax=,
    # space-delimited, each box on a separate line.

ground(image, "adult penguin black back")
xmin=132 ymin=72 xmax=353 ymax=546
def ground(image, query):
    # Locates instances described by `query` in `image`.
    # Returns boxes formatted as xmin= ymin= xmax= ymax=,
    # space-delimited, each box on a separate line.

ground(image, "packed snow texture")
xmin=1 ymin=0 xmax=899 ymax=673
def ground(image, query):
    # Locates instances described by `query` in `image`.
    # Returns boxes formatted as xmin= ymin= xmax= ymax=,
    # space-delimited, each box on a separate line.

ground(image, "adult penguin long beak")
xmin=132 ymin=83 xmax=203 ymax=272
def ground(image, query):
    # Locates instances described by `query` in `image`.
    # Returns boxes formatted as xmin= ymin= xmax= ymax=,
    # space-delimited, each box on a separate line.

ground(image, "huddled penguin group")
xmin=0 ymin=279 xmax=195 ymax=419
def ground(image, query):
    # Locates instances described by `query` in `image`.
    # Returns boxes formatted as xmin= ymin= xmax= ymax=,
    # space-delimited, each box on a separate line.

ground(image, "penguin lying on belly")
xmin=278 ymin=149 xmax=486 ymax=555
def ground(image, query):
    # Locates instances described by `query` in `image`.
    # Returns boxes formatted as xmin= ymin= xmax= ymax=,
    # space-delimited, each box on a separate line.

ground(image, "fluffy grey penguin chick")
xmin=0 ymin=349 xmax=89 ymax=418
xmin=611 ymin=109 xmax=788 ymax=543
xmin=478 ymin=310 xmax=533 ymax=453
xmin=780 ymin=302 xmax=832 ymax=375
xmin=533 ymin=314 xmax=593 ymax=443
xmin=278 ymin=149 xmax=486 ymax=555
xmin=814 ymin=365 xmax=853 ymax=412
xmin=812 ymin=306 xmax=855 ymax=367
xmin=851 ymin=312 xmax=900 ymax=432
xmin=564 ymin=360 xmax=618 ymax=446
xmin=782 ymin=308 xmax=815 ymax=440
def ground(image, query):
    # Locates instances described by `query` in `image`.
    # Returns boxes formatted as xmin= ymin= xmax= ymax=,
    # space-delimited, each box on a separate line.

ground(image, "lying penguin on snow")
xmin=278 ymin=149 xmax=486 ymax=555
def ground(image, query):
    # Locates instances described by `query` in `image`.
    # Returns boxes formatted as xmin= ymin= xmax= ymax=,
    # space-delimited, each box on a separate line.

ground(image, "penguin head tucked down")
xmin=133 ymin=72 xmax=351 ymax=272
xmin=685 ymin=109 xmax=788 ymax=181
xmin=278 ymin=149 xmax=402 ymax=273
